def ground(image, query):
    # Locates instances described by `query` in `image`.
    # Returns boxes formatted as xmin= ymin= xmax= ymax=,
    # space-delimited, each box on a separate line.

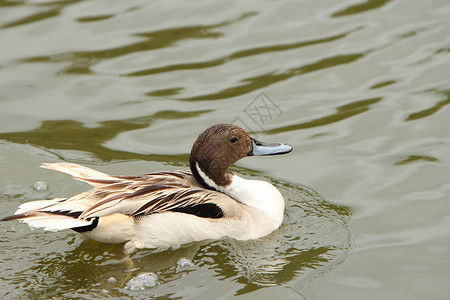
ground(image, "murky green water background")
xmin=0 ymin=0 xmax=449 ymax=299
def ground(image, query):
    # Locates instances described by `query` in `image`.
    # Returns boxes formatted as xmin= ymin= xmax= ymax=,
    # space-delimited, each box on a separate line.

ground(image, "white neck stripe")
xmin=195 ymin=162 xmax=222 ymax=191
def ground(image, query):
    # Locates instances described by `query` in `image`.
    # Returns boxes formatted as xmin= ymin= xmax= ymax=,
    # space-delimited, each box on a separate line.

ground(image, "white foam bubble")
xmin=33 ymin=181 xmax=48 ymax=191
xmin=125 ymin=272 xmax=158 ymax=290
xmin=177 ymin=257 xmax=194 ymax=268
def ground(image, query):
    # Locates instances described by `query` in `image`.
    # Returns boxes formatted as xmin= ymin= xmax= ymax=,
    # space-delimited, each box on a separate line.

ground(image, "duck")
xmin=1 ymin=123 xmax=292 ymax=256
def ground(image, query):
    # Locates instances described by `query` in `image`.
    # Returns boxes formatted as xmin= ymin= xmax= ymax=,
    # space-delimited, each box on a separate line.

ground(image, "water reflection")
xmin=395 ymin=155 xmax=439 ymax=165
xmin=1 ymin=8 xmax=61 ymax=28
xmin=268 ymin=97 xmax=382 ymax=134
xmin=15 ymin=11 xmax=364 ymax=85
xmin=370 ymin=80 xmax=396 ymax=89
xmin=0 ymin=0 xmax=84 ymax=28
xmin=0 ymin=110 xmax=211 ymax=162
xmin=331 ymin=0 xmax=393 ymax=18
xmin=406 ymin=89 xmax=450 ymax=121
xmin=179 ymin=52 xmax=368 ymax=101
xmin=21 ymin=12 xmax=256 ymax=75
xmin=125 ymin=27 xmax=361 ymax=78
xmin=76 ymin=14 xmax=114 ymax=23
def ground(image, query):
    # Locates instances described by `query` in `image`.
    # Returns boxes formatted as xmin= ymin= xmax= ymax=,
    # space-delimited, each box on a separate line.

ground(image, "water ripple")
xmin=0 ymin=110 xmax=211 ymax=162
xmin=0 ymin=0 xmax=82 ymax=28
xmin=21 ymin=12 xmax=256 ymax=73
xmin=268 ymin=97 xmax=383 ymax=134
xmin=406 ymin=89 xmax=450 ymax=121
xmin=331 ymin=0 xmax=393 ymax=18
xmin=179 ymin=52 xmax=368 ymax=101
xmin=125 ymin=27 xmax=362 ymax=78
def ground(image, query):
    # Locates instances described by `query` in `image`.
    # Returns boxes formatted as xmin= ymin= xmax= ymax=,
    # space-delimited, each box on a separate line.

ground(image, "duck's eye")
xmin=230 ymin=137 xmax=238 ymax=143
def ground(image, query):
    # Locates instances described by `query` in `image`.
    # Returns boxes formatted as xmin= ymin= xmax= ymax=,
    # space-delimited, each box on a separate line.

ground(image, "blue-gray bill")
xmin=248 ymin=137 xmax=293 ymax=156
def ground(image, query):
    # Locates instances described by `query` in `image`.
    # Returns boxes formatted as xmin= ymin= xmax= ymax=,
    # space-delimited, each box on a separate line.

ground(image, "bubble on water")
xmin=125 ymin=272 xmax=158 ymax=290
xmin=33 ymin=181 xmax=48 ymax=191
xmin=177 ymin=257 xmax=194 ymax=268
xmin=107 ymin=276 xmax=117 ymax=283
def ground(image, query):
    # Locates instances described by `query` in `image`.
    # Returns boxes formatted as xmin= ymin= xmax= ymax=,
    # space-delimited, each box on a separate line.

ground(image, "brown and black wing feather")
xmin=1 ymin=163 xmax=235 ymax=231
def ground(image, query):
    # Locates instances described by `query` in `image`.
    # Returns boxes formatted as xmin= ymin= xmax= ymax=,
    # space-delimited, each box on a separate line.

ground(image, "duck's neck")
xmin=192 ymin=162 xmax=284 ymax=226
xmin=190 ymin=160 xmax=232 ymax=191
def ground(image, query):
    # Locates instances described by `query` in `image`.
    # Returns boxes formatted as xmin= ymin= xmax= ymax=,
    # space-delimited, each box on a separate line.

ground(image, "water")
xmin=0 ymin=0 xmax=449 ymax=299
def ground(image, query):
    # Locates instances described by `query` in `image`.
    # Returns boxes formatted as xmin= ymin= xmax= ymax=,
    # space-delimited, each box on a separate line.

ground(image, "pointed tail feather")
xmin=1 ymin=197 xmax=93 ymax=232
xmin=14 ymin=198 xmax=67 ymax=215
xmin=0 ymin=213 xmax=28 ymax=222
xmin=1 ymin=211 xmax=94 ymax=231
xmin=41 ymin=162 xmax=120 ymax=187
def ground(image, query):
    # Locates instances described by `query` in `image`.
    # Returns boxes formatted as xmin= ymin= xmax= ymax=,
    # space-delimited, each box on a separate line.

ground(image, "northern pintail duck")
xmin=1 ymin=123 xmax=292 ymax=256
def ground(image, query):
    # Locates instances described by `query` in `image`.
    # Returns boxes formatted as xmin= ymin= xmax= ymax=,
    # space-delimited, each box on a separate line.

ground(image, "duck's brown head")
xmin=189 ymin=123 xmax=292 ymax=190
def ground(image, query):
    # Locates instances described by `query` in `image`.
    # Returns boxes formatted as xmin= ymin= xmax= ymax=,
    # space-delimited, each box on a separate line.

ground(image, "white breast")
xmin=222 ymin=175 xmax=285 ymax=228
xmin=195 ymin=163 xmax=285 ymax=228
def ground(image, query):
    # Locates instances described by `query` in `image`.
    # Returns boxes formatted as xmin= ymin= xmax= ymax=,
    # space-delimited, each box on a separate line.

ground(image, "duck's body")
xmin=1 ymin=123 xmax=292 ymax=255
